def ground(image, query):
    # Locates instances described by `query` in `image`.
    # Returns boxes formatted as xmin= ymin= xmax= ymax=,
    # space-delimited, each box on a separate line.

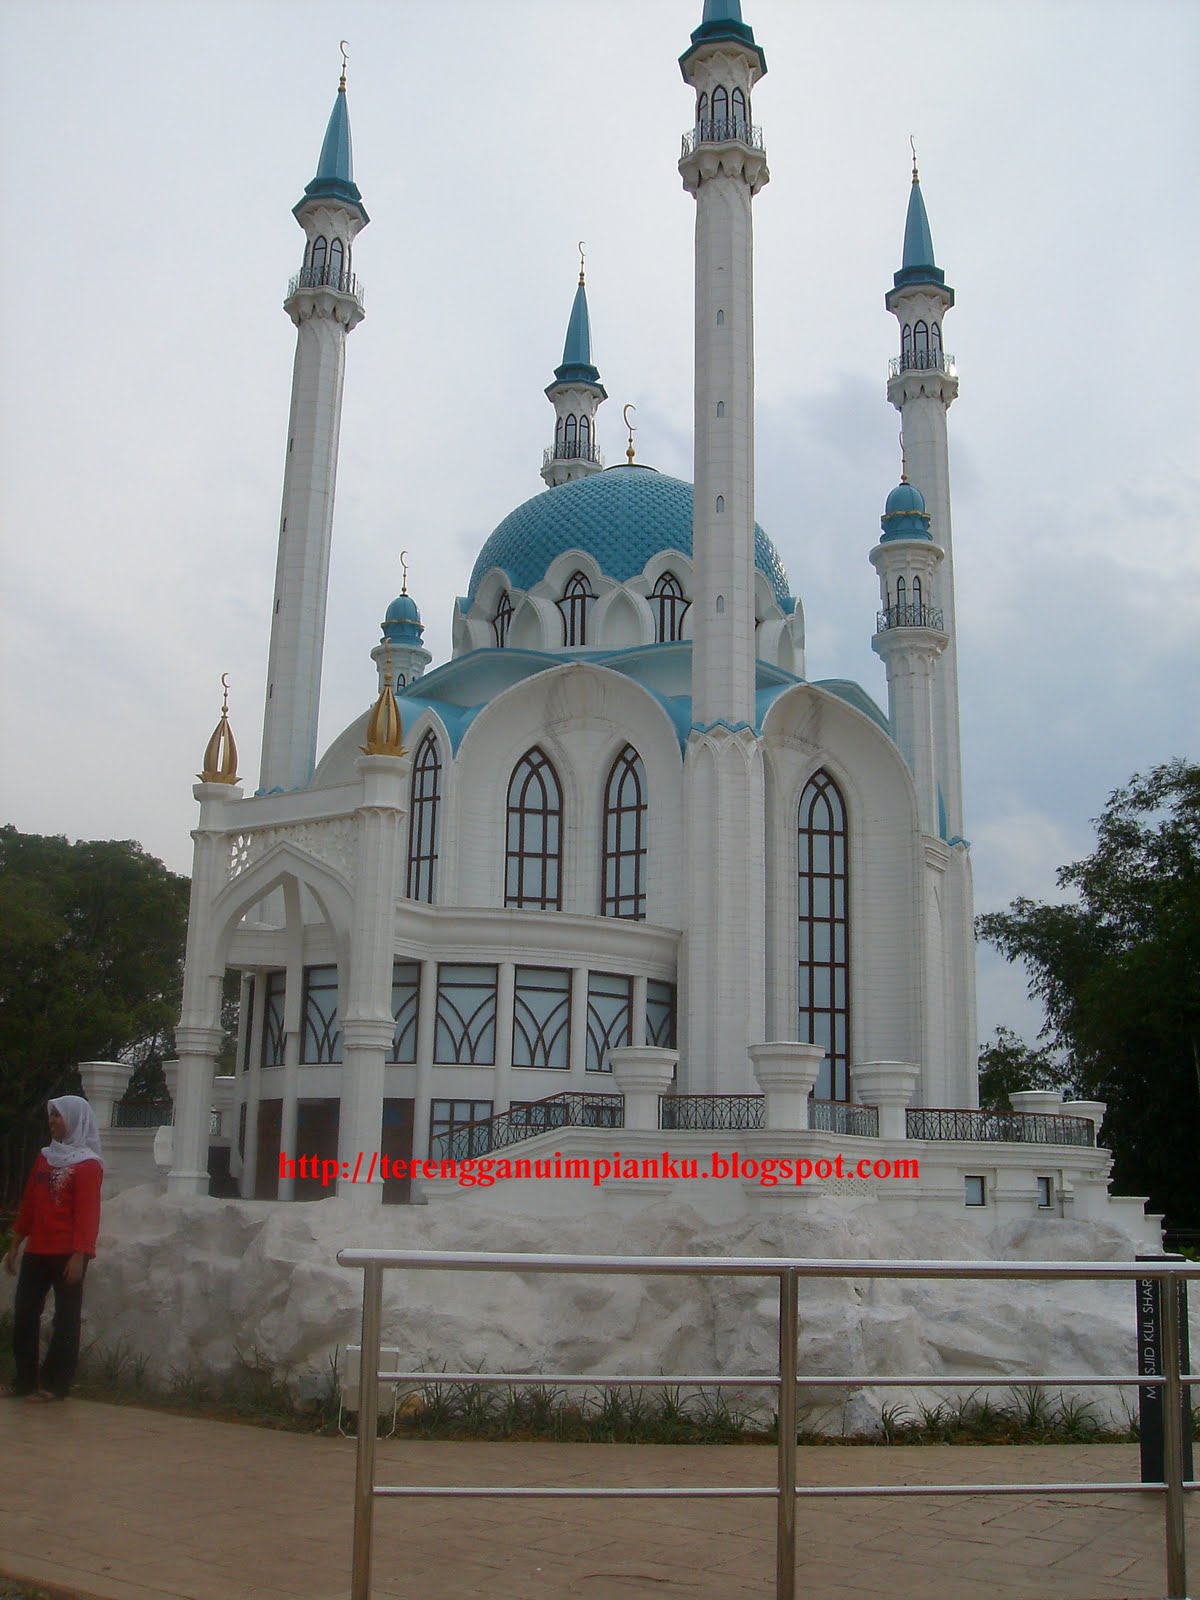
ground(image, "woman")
xmin=4 ymin=1095 xmax=103 ymax=1400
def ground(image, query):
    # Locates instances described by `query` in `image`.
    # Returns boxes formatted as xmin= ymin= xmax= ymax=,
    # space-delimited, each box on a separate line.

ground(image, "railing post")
xmin=777 ymin=1268 xmax=798 ymax=1600
xmin=1160 ymin=1268 xmax=1188 ymax=1600
xmin=351 ymin=1263 xmax=384 ymax=1600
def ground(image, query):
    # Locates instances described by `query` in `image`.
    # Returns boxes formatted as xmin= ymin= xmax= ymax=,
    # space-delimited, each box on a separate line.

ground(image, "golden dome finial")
xmin=910 ymin=133 xmax=919 ymax=184
xmin=578 ymin=239 xmax=586 ymax=287
xmin=623 ymin=402 xmax=637 ymax=466
xmin=199 ymin=674 xmax=240 ymax=784
xmin=361 ymin=645 xmax=405 ymax=756
xmin=899 ymin=429 xmax=908 ymax=483
xmin=339 ymin=39 xmax=349 ymax=92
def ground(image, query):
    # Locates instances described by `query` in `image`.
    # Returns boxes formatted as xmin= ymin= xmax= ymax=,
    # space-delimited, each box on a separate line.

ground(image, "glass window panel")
xmin=645 ymin=980 xmax=677 ymax=1048
xmin=512 ymin=967 xmax=571 ymax=1069
xmin=813 ymin=878 xmax=831 ymax=918
xmin=390 ymin=960 xmax=421 ymax=1063
xmin=812 ymin=922 xmax=831 ymax=961
xmin=812 ymin=967 xmax=831 ymax=1008
xmin=810 ymin=834 xmax=831 ymax=872
xmin=434 ymin=964 xmax=498 ymax=1064
xmin=816 ymin=1061 xmax=832 ymax=1100
xmin=586 ymin=972 xmax=632 ymax=1071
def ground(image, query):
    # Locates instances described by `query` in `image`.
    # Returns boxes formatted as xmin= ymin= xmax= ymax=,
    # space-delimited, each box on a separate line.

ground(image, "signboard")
xmin=1136 ymin=1255 xmax=1193 ymax=1483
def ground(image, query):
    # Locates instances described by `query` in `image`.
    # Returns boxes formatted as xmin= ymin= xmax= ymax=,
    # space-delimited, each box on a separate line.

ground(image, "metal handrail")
xmin=338 ymin=1249 xmax=1198 ymax=1600
xmin=889 ymin=350 xmax=955 ymax=378
xmin=431 ymin=1090 xmax=624 ymax=1161
xmin=907 ymin=1106 xmax=1096 ymax=1146
xmin=659 ymin=1093 xmax=765 ymax=1131
xmin=286 ymin=265 xmax=364 ymax=304
xmin=543 ymin=440 xmax=604 ymax=467
xmin=876 ymin=602 xmax=946 ymax=632
xmin=681 ymin=119 xmax=765 ymax=157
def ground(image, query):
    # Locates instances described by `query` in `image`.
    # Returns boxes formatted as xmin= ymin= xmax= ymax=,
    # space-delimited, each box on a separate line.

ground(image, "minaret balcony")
xmin=544 ymin=441 xmax=604 ymax=469
xmin=680 ymin=119 xmax=765 ymax=158
xmin=888 ymin=350 xmax=955 ymax=379
xmin=877 ymin=602 xmax=945 ymax=632
xmin=286 ymin=265 xmax=365 ymax=311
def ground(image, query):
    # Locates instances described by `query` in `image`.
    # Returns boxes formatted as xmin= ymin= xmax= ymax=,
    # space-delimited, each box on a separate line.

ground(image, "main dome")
xmin=467 ymin=465 xmax=793 ymax=607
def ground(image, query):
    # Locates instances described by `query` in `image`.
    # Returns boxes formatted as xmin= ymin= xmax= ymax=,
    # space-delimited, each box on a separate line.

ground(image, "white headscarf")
xmin=43 ymin=1094 xmax=104 ymax=1171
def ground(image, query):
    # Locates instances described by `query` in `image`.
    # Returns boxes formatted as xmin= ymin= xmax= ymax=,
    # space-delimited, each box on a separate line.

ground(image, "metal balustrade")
xmin=907 ymin=1107 xmax=1096 ymax=1147
xmin=543 ymin=441 xmax=604 ymax=467
xmin=808 ymin=1099 xmax=880 ymax=1138
xmin=876 ymin=602 xmax=945 ymax=633
xmin=888 ymin=350 xmax=956 ymax=378
xmin=110 ymin=1101 xmax=173 ymax=1129
xmin=338 ymin=1248 xmax=1198 ymax=1600
xmin=432 ymin=1091 xmax=623 ymax=1161
xmin=659 ymin=1093 xmax=765 ymax=1131
xmin=681 ymin=119 xmax=765 ymax=157
xmin=286 ymin=265 xmax=364 ymax=305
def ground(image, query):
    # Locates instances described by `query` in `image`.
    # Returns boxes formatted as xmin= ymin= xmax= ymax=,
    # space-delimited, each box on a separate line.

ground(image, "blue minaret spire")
xmin=295 ymin=64 xmax=369 ymax=223
xmin=892 ymin=147 xmax=950 ymax=296
xmin=542 ymin=246 xmax=606 ymax=487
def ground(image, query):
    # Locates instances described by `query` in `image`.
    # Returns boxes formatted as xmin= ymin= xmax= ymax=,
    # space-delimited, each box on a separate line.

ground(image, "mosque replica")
xmin=75 ymin=1 xmax=1167 ymax=1414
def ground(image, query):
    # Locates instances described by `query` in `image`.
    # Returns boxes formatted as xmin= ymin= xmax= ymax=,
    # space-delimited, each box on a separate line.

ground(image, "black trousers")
xmin=12 ymin=1251 xmax=88 ymax=1398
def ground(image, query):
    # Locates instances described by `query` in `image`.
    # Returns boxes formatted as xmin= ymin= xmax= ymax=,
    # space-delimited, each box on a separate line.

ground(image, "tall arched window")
xmin=731 ymin=87 xmax=747 ymax=133
xmin=328 ymin=237 xmax=344 ymax=284
xmin=912 ymin=575 xmax=923 ymax=617
xmin=564 ymin=414 xmax=578 ymax=450
xmin=406 ymin=731 xmax=442 ymax=902
xmin=651 ymin=571 xmax=689 ymax=643
xmin=493 ymin=589 xmax=513 ymax=648
xmin=798 ymin=771 xmax=850 ymax=1101
xmin=931 ymin=322 xmax=942 ymax=358
xmin=896 ymin=576 xmax=907 ymax=614
xmin=557 ymin=570 xmax=596 ymax=646
xmin=310 ymin=236 xmax=327 ymax=278
xmin=902 ymin=324 xmax=913 ymax=363
xmin=697 ymin=91 xmax=708 ymax=127
xmin=506 ymin=749 xmax=563 ymax=909
xmin=711 ymin=84 xmax=729 ymax=134
xmin=601 ymin=745 xmax=647 ymax=919
xmin=578 ymin=415 xmax=591 ymax=456
xmin=913 ymin=321 xmax=929 ymax=361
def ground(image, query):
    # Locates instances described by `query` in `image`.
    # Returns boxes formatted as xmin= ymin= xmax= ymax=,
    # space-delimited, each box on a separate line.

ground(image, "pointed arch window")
xmin=406 ymin=731 xmax=442 ymax=903
xmin=493 ymin=589 xmax=514 ymax=648
xmin=697 ymin=91 xmax=708 ymax=127
xmin=931 ymin=322 xmax=942 ymax=358
xmin=731 ymin=87 xmax=747 ymax=135
xmin=902 ymin=324 xmax=913 ymax=363
xmin=651 ymin=571 xmax=689 ymax=643
xmin=798 ymin=771 xmax=850 ymax=1102
xmin=505 ymin=747 xmax=563 ymax=910
xmin=564 ymin=413 xmax=578 ymax=449
xmin=557 ymin=570 xmax=596 ymax=647
xmin=309 ymin=236 xmax=327 ymax=279
xmin=913 ymin=321 xmax=929 ymax=362
xmin=711 ymin=84 xmax=729 ymax=136
xmin=896 ymin=576 xmax=907 ymax=613
xmin=578 ymin=414 xmax=591 ymax=456
xmin=912 ymin=575 xmax=923 ymax=617
xmin=602 ymin=745 xmax=647 ymax=919
xmin=328 ymin=237 xmax=344 ymax=284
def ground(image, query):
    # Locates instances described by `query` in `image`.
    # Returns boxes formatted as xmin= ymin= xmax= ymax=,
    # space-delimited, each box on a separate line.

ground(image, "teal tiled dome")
xmin=880 ymin=479 xmax=933 ymax=543
xmin=467 ymin=465 xmax=792 ymax=607
xmin=383 ymin=591 xmax=423 ymax=642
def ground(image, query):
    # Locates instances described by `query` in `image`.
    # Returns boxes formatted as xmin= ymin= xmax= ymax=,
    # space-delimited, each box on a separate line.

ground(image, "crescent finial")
xmin=578 ymin=240 xmax=586 ymax=285
xmin=623 ymin=403 xmax=637 ymax=466
xmin=909 ymin=133 xmax=918 ymax=182
xmin=399 ymin=549 xmax=409 ymax=594
xmin=339 ymin=40 xmax=350 ymax=88
xmin=220 ymin=672 xmax=231 ymax=711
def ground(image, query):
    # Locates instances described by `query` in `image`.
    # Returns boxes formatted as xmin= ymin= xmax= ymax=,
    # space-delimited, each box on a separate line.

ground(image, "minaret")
xmin=371 ymin=555 xmax=432 ymax=691
xmin=870 ymin=468 xmax=948 ymax=836
xmin=541 ymin=248 xmax=607 ymax=487
xmin=258 ymin=61 xmax=368 ymax=794
xmin=885 ymin=152 xmax=963 ymax=839
xmin=679 ymin=1 xmax=769 ymax=1093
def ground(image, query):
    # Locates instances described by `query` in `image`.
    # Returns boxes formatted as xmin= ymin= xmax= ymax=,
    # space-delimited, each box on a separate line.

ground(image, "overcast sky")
xmin=1 ymin=0 xmax=1196 ymax=1050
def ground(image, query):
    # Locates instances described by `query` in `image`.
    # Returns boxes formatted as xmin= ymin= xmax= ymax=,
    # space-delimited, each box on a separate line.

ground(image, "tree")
xmin=976 ymin=1025 xmax=1076 ymax=1112
xmin=0 ymin=827 xmax=190 ymax=1205
xmin=977 ymin=760 xmax=1200 ymax=1227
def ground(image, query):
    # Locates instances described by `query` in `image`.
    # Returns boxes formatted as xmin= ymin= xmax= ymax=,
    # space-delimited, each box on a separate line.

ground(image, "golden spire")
xmin=339 ymin=39 xmax=349 ymax=92
xmin=578 ymin=239 xmax=586 ymax=287
xmin=910 ymin=133 xmax=919 ymax=185
xmin=623 ymin=402 xmax=637 ymax=466
xmin=361 ymin=645 xmax=405 ymax=756
xmin=899 ymin=429 xmax=908 ymax=483
xmin=199 ymin=674 xmax=240 ymax=784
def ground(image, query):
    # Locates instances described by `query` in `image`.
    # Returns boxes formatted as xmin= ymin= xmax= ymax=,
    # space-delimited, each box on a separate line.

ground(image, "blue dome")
xmin=880 ymin=478 xmax=933 ymax=543
xmin=383 ymin=591 xmax=424 ymax=643
xmin=884 ymin=480 xmax=926 ymax=516
xmin=467 ymin=466 xmax=793 ymax=608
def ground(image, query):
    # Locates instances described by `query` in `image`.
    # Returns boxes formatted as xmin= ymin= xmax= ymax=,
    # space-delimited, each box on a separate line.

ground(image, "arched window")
xmin=798 ymin=770 xmax=850 ymax=1101
xmin=715 ymin=495 xmax=725 ymax=513
xmin=328 ymin=237 xmax=344 ymax=284
xmin=896 ymin=576 xmax=907 ymax=615
xmin=731 ymin=87 xmax=747 ymax=133
xmin=912 ymin=575 xmax=923 ymax=617
xmin=505 ymin=748 xmax=563 ymax=910
xmin=406 ymin=731 xmax=442 ymax=902
xmin=931 ymin=322 xmax=942 ymax=359
xmin=913 ymin=321 xmax=929 ymax=361
xmin=564 ymin=413 xmax=577 ymax=450
xmin=602 ymin=745 xmax=647 ymax=919
xmin=697 ymin=91 xmax=708 ymax=126
xmin=555 ymin=416 xmax=564 ymax=448
xmin=557 ymin=569 xmax=596 ymax=646
xmin=578 ymin=414 xmax=591 ymax=456
xmin=716 ymin=400 xmax=724 ymax=417
xmin=651 ymin=571 xmax=689 ymax=643
xmin=310 ymin=236 xmax=327 ymax=279
xmin=711 ymin=85 xmax=729 ymax=134
xmin=493 ymin=589 xmax=513 ymax=648
xmin=716 ymin=308 xmax=725 ymax=325
xmin=902 ymin=324 xmax=913 ymax=363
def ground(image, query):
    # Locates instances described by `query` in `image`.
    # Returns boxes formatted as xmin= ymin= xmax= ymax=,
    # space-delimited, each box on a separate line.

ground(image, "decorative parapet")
xmin=228 ymin=815 xmax=359 ymax=883
xmin=906 ymin=1107 xmax=1096 ymax=1147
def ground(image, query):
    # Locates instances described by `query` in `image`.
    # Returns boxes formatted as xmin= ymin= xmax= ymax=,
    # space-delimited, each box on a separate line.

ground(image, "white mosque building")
xmin=161 ymin=0 xmax=1152 ymax=1238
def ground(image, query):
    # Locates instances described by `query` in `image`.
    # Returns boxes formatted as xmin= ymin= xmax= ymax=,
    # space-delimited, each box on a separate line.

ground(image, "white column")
xmin=749 ymin=1043 xmax=825 ymax=1131
xmin=78 ymin=1062 xmax=132 ymax=1134
xmin=410 ymin=958 xmax=439 ymax=1168
xmin=493 ymin=961 xmax=516 ymax=1111
xmin=610 ymin=1047 xmax=678 ymax=1133
xmin=852 ymin=1060 xmax=922 ymax=1141
xmin=338 ymin=753 xmax=408 ymax=1203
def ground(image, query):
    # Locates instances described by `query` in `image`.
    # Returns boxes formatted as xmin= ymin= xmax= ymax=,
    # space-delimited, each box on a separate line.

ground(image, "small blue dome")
xmin=880 ymin=478 xmax=933 ymax=543
xmin=467 ymin=465 xmax=793 ymax=609
xmin=382 ymin=591 xmax=424 ymax=643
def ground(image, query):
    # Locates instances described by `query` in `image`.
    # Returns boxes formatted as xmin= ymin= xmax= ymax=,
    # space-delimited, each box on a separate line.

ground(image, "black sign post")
xmin=1136 ymin=1254 xmax=1193 ymax=1483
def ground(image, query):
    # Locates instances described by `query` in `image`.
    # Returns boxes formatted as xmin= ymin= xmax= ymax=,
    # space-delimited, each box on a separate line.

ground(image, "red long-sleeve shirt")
xmin=14 ymin=1154 xmax=102 ymax=1256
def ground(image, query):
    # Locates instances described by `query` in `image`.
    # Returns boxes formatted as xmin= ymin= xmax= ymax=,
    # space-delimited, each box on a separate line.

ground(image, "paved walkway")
xmin=0 ymin=1400 xmax=1194 ymax=1599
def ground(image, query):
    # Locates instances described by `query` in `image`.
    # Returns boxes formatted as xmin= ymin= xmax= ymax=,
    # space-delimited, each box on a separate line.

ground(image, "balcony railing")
xmin=889 ymin=350 xmax=955 ymax=379
xmin=433 ymin=1091 xmax=624 ymax=1161
xmin=659 ymin=1094 xmax=765 ymax=1132
xmin=906 ymin=1107 xmax=1096 ymax=1147
xmin=876 ymin=602 xmax=945 ymax=632
xmin=809 ymin=1100 xmax=880 ymax=1138
xmin=111 ymin=1101 xmax=172 ymax=1129
xmin=543 ymin=441 xmax=604 ymax=468
xmin=286 ymin=265 xmax=364 ymax=307
xmin=681 ymin=119 xmax=765 ymax=158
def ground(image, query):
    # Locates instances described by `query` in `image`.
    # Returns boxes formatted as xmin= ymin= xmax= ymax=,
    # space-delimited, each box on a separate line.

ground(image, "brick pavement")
xmin=1 ymin=1399 xmax=1195 ymax=1599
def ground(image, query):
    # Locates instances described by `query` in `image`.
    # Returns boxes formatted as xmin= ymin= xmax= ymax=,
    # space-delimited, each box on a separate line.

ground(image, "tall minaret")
xmin=680 ymin=0 xmax=768 ymax=729
xmin=541 ymin=250 xmax=606 ymax=488
xmin=258 ymin=63 xmax=368 ymax=794
xmin=885 ymin=153 xmax=962 ymax=839
xmin=679 ymin=1 xmax=769 ymax=1094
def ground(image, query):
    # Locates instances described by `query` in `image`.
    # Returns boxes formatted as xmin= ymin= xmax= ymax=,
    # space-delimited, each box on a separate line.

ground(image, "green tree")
xmin=977 ymin=760 xmax=1200 ymax=1227
xmin=976 ymin=1025 xmax=1075 ymax=1112
xmin=0 ymin=826 xmax=190 ymax=1204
